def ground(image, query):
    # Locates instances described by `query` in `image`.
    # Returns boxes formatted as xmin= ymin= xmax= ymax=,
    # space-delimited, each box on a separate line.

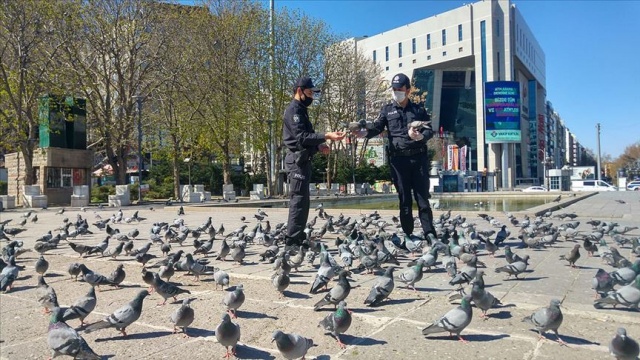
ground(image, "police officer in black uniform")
xmin=355 ymin=73 xmax=437 ymax=243
xmin=283 ymin=77 xmax=345 ymax=248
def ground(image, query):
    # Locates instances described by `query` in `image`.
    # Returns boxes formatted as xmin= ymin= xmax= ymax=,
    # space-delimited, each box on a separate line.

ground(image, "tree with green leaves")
xmin=0 ymin=0 xmax=66 ymax=186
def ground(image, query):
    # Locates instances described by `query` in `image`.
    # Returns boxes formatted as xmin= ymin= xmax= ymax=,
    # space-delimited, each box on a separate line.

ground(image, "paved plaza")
xmin=1 ymin=191 xmax=639 ymax=359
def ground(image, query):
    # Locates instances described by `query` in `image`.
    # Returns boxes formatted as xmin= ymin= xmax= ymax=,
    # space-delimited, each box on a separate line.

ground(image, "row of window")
xmin=382 ymin=47 xmax=467 ymax=71
xmin=373 ymin=24 xmax=464 ymax=62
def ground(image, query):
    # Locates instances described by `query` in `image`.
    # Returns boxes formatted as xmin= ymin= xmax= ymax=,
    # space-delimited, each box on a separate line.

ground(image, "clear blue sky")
xmin=269 ymin=0 xmax=640 ymax=159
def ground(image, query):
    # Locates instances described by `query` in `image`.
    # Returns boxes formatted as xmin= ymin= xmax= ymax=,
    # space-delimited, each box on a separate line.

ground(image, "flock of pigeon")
xmin=1 ymin=200 xmax=640 ymax=359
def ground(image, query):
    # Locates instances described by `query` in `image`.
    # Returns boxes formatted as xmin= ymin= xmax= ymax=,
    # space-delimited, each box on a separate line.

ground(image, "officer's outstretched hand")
xmin=325 ymin=131 xmax=346 ymax=141
xmin=408 ymin=127 xmax=424 ymax=141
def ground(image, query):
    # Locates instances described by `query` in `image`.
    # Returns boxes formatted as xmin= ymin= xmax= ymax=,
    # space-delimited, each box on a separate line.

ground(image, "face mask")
xmin=300 ymin=92 xmax=314 ymax=107
xmin=392 ymin=90 xmax=406 ymax=103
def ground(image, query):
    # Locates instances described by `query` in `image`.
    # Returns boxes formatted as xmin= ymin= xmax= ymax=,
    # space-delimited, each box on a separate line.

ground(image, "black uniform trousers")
xmin=389 ymin=151 xmax=436 ymax=239
xmin=285 ymin=151 xmax=312 ymax=246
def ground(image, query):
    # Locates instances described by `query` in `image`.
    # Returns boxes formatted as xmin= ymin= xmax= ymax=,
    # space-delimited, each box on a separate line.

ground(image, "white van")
xmin=571 ymin=179 xmax=617 ymax=192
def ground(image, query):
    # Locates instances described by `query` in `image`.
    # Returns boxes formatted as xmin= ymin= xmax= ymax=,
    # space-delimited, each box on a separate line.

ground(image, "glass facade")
xmin=412 ymin=38 xmax=416 ymax=54
xmin=398 ymin=42 xmax=403 ymax=57
xmin=442 ymin=29 xmax=447 ymax=46
xmin=412 ymin=68 xmax=435 ymax=112
xmin=427 ymin=34 xmax=431 ymax=50
xmin=458 ymin=24 xmax=463 ymax=41
xmin=440 ymin=71 xmax=478 ymax=170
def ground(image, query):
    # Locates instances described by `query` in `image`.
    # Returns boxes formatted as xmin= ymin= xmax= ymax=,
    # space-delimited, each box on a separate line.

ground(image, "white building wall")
xmin=354 ymin=0 xmax=546 ymax=188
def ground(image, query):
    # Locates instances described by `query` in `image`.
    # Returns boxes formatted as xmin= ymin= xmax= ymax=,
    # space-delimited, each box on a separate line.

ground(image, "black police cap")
xmin=294 ymin=77 xmax=319 ymax=91
xmin=391 ymin=73 xmax=411 ymax=89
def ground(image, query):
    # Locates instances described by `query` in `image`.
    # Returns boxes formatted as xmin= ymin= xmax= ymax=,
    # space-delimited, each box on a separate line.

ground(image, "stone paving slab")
xmin=1 ymin=191 xmax=639 ymax=359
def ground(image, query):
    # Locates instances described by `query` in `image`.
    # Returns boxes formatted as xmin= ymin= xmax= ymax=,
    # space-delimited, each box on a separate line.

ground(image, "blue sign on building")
xmin=484 ymin=81 xmax=521 ymax=143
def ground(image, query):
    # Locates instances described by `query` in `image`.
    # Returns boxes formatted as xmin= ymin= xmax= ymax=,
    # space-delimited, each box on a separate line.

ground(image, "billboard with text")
xmin=485 ymin=81 xmax=521 ymax=143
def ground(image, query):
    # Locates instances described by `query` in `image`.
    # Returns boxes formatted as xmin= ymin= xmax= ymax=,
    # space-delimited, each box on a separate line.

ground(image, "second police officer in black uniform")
xmin=355 ymin=73 xmax=437 ymax=244
xmin=282 ymin=77 xmax=345 ymax=248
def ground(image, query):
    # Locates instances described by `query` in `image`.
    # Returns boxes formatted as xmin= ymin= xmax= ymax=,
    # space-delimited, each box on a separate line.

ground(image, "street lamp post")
xmin=133 ymin=95 xmax=144 ymax=204
xmin=183 ymin=158 xmax=191 ymax=203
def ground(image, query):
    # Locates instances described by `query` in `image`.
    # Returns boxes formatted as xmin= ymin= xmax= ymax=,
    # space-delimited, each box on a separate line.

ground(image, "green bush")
xmin=91 ymin=185 xmax=115 ymax=203
xmin=0 ymin=181 xmax=7 ymax=195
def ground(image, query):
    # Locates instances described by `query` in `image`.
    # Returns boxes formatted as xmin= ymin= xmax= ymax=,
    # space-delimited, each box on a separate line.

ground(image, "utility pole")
xmin=596 ymin=123 xmax=601 ymax=181
xmin=135 ymin=96 xmax=143 ymax=204
xmin=269 ymin=0 xmax=276 ymax=196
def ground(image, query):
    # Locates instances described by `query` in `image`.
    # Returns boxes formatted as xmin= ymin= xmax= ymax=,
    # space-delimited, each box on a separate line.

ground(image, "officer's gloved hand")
xmin=353 ymin=129 xmax=368 ymax=138
xmin=408 ymin=127 xmax=424 ymax=141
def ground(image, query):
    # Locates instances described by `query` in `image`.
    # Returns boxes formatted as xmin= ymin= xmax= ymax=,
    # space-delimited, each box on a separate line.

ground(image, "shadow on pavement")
xmin=487 ymin=310 xmax=512 ymax=319
xmin=186 ymin=327 xmax=215 ymax=337
xmin=283 ymin=290 xmax=310 ymax=299
xmin=236 ymin=344 xmax=276 ymax=360
xmin=427 ymin=333 xmax=510 ymax=342
xmin=237 ymin=310 xmax=278 ymax=320
xmin=342 ymin=334 xmax=388 ymax=346
xmin=95 ymin=330 xmax=172 ymax=341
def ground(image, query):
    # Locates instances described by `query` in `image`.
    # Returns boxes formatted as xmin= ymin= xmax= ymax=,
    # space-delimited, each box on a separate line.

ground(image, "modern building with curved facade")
xmin=354 ymin=0 xmax=547 ymax=189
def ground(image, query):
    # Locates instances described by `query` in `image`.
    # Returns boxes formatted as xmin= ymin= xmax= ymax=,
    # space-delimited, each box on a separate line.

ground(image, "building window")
xmin=427 ymin=34 xmax=431 ymax=50
xmin=62 ymin=168 xmax=72 ymax=187
xmin=412 ymin=38 xmax=416 ymax=54
xmin=385 ymin=46 xmax=389 ymax=61
xmin=373 ymin=50 xmax=377 ymax=62
xmin=385 ymin=66 xmax=389 ymax=71
xmin=443 ymin=51 xmax=447 ymax=56
xmin=427 ymin=55 xmax=431 ymax=60
xmin=496 ymin=19 xmax=500 ymax=37
xmin=399 ymin=62 xmax=402 ymax=68
xmin=497 ymin=51 xmax=501 ymax=80
xmin=458 ymin=24 xmax=463 ymax=41
xmin=398 ymin=42 xmax=403 ymax=58
xmin=412 ymin=59 xmax=416 ymax=64
xmin=459 ymin=47 xmax=463 ymax=52
xmin=442 ymin=29 xmax=446 ymax=46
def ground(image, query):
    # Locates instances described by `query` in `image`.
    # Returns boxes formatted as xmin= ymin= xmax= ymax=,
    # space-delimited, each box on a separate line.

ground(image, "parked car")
xmin=522 ymin=186 xmax=548 ymax=192
xmin=626 ymin=180 xmax=640 ymax=191
xmin=571 ymin=179 xmax=617 ymax=191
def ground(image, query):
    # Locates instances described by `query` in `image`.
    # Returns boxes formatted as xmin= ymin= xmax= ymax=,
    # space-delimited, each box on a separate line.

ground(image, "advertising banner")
xmin=485 ymin=81 xmax=521 ymax=143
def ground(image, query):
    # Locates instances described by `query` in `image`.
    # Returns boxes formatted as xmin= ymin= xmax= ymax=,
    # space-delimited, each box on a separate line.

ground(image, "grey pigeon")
xmin=594 ymin=274 xmax=640 ymax=309
xmin=0 ymin=256 xmax=19 ymax=292
xmin=310 ymin=252 xmax=337 ymax=294
xmin=271 ymin=271 xmax=290 ymax=298
xmin=314 ymin=270 xmax=351 ymax=311
xmin=36 ymin=275 xmax=59 ymax=314
xmin=79 ymin=264 xmax=115 ymax=290
xmin=158 ymin=261 xmax=175 ymax=282
xmin=215 ymin=313 xmax=241 ymax=358
xmin=319 ymin=301 xmax=352 ymax=349
xmin=222 ymin=284 xmax=245 ymax=318
xmin=35 ymin=255 xmax=49 ymax=275
xmin=213 ymin=269 xmax=230 ymax=290
xmin=559 ymin=244 xmax=581 ymax=268
xmin=422 ymin=294 xmax=473 ymax=342
xmin=216 ymin=239 xmax=230 ymax=261
xmin=364 ymin=267 xmax=395 ymax=307
xmin=151 ymin=273 xmax=191 ymax=305
xmin=68 ymin=262 xmax=82 ymax=281
xmin=495 ymin=255 xmax=530 ymax=279
xmin=609 ymin=327 xmax=639 ymax=360
xmin=592 ymin=268 xmax=615 ymax=299
xmin=470 ymin=271 xmax=501 ymax=319
xmin=170 ymin=298 xmax=196 ymax=336
xmin=272 ymin=330 xmax=314 ymax=360
xmin=85 ymin=290 xmax=150 ymax=336
xmin=62 ymin=286 xmax=97 ymax=326
xmin=48 ymin=308 xmax=100 ymax=359
xmin=230 ymin=243 xmax=245 ymax=264
xmin=107 ymin=264 xmax=126 ymax=288
xmin=522 ymin=299 xmax=566 ymax=345
xmin=397 ymin=259 xmax=424 ymax=292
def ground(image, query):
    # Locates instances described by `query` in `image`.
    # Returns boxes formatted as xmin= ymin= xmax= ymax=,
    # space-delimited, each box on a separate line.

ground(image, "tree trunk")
xmin=171 ymin=135 xmax=181 ymax=200
xmin=222 ymin=153 xmax=232 ymax=185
